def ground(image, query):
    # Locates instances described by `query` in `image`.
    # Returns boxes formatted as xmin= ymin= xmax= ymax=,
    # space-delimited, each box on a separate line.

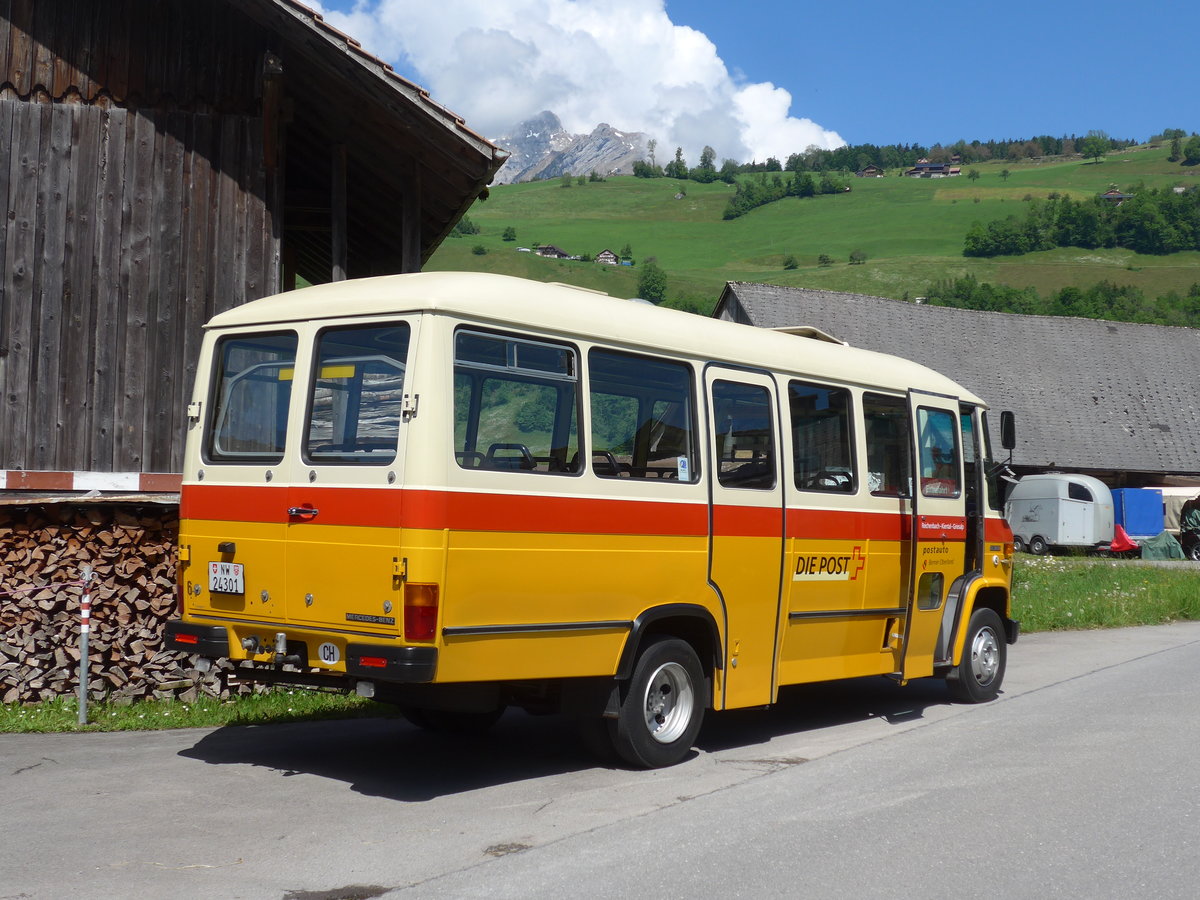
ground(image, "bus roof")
xmin=207 ymin=272 xmax=984 ymax=404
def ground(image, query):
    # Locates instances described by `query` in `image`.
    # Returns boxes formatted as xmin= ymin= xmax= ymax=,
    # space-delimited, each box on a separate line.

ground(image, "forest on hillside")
xmin=964 ymin=186 xmax=1200 ymax=257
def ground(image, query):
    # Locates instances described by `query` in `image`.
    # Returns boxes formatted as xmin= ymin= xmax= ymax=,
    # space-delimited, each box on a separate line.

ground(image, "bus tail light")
xmin=404 ymin=583 xmax=439 ymax=642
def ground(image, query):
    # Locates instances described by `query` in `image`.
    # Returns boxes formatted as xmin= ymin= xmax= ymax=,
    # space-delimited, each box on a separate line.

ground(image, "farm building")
xmin=0 ymin=0 xmax=505 ymax=486
xmin=0 ymin=0 xmax=505 ymax=706
xmin=715 ymin=282 xmax=1200 ymax=485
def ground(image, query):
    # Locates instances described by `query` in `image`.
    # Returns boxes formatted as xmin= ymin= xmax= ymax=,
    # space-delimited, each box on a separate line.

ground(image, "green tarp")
xmin=1139 ymin=531 xmax=1186 ymax=560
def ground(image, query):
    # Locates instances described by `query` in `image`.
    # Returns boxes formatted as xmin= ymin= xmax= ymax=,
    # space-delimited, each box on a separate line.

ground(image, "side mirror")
xmin=1000 ymin=410 xmax=1016 ymax=451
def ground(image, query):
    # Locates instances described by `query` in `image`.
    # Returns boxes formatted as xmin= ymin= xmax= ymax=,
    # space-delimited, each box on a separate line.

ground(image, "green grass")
xmin=0 ymin=689 xmax=391 ymax=734
xmin=1013 ymin=555 xmax=1200 ymax=631
xmin=431 ymin=143 xmax=1200 ymax=312
xmin=6 ymin=554 xmax=1200 ymax=733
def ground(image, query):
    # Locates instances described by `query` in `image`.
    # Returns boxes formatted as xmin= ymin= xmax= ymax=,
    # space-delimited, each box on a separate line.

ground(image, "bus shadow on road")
xmin=178 ymin=676 xmax=964 ymax=799
xmin=177 ymin=712 xmax=610 ymax=801
xmin=696 ymin=675 xmax=959 ymax=753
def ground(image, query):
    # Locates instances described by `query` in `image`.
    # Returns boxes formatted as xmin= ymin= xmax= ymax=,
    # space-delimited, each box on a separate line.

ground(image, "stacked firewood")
xmin=0 ymin=504 xmax=251 ymax=705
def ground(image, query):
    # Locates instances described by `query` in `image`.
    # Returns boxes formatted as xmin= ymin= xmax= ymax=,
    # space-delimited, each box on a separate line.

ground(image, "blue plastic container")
xmin=1112 ymin=488 xmax=1164 ymax=538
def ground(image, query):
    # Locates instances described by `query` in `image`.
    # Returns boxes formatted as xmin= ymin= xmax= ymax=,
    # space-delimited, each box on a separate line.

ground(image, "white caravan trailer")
xmin=1005 ymin=473 xmax=1114 ymax=555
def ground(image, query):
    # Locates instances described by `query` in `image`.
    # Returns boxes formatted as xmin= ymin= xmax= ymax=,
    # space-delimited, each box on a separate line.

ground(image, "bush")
xmin=471 ymin=245 xmax=487 ymax=256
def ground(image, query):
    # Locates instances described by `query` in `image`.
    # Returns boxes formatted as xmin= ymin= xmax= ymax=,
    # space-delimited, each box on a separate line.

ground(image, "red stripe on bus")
xmin=180 ymin=484 xmax=1001 ymax=543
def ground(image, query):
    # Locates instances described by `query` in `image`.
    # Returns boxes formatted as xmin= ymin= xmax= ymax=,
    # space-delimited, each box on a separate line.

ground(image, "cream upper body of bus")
xmin=167 ymin=271 xmax=1016 ymax=768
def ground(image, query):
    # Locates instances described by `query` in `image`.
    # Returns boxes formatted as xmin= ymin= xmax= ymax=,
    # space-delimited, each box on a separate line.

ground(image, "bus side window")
xmin=712 ymin=381 xmax=776 ymax=490
xmin=863 ymin=392 xmax=911 ymax=497
xmin=588 ymin=349 xmax=697 ymax=481
xmin=916 ymin=407 xmax=961 ymax=498
xmin=789 ymin=380 xmax=855 ymax=492
xmin=454 ymin=330 xmax=582 ymax=475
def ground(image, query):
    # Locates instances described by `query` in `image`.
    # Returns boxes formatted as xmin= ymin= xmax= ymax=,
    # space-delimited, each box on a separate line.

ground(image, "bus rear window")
xmin=304 ymin=323 xmax=410 ymax=465
xmin=207 ymin=333 xmax=298 ymax=463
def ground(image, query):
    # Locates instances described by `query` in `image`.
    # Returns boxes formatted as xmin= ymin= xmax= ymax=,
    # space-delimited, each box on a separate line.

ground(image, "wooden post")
xmin=332 ymin=143 xmax=347 ymax=281
xmin=401 ymin=164 xmax=421 ymax=273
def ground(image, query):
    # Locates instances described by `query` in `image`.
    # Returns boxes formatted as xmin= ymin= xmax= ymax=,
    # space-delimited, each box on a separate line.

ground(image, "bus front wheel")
xmin=946 ymin=608 xmax=1006 ymax=703
xmin=611 ymin=637 xmax=705 ymax=769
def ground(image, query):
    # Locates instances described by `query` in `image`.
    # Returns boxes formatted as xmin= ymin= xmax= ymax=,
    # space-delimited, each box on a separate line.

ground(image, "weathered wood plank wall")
xmin=0 ymin=0 xmax=280 ymax=474
xmin=0 ymin=100 xmax=274 ymax=472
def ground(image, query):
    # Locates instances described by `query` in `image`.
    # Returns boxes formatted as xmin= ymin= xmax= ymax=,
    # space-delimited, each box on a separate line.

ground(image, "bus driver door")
xmin=899 ymin=390 xmax=967 ymax=681
xmin=705 ymin=369 xmax=786 ymax=710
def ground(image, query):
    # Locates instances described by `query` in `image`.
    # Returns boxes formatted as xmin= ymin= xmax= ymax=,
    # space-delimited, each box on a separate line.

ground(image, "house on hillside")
xmin=537 ymin=245 xmax=571 ymax=259
xmin=714 ymin=282 xmax=1200 ymax=484
xmin=905 ymin=161 xmax=961 ymax=177
xmin=0 ymin=0 xmax=505 ymax=493
xmin=855 ymin=165 xmax=883 ymax=177
xmin=595 ymin=249 xmax=620 ymax=265
xmin=1101 ymin=188 xmax=1134 ymax=205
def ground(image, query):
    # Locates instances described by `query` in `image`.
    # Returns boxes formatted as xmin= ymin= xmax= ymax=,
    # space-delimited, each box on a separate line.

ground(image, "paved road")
xmin=3 ymin=622 xmax=1199 ymax=899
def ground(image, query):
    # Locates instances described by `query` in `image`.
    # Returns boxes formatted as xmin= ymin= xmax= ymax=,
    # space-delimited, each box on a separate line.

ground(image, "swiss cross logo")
xmin=850 ymin=546 xmax=866 ymax=580
xmin=210 ymin=562 xmax=219 ymax=575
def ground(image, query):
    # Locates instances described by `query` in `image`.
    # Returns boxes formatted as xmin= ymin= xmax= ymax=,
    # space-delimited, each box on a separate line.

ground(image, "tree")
xmin=1169 ymin=137 xmax=1182 ymax=162
xmin=1079 ymin=131 xmax=1110 ymax=163
xmin=620 ymin=242 xmax=633 ymax=258
xmin=560 ymin=173 xmax=573 ymax=188
xmin=783 ymin=254 xmax=799 ymax=270
xmin=636 ymin=260 xmax=668 ymax=302
xmin=664 ymin=147 xmax=689 ymax=180
xmin=817 ymin=254 xmax=834 ymax=267
xmin=471 ymin=244 xmax=487 ymax=255
xmin=692 ymin=145 xmax=717 ymax=183
xmin=502 ymin=226 xmax=517 ymax=242
xmin=968 ymin=169 xmax=981 ymax=183
xmin=849 ymin=249 xmax=867 ymax=265
xmin=999 ymin=169 xmax=1011 ymax=182
xmin=1184 ymin=136 xmax=1200 ymax=166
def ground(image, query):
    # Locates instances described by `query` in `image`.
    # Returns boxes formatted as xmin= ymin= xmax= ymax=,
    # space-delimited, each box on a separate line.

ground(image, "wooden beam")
xmin=401 ymin=165 xmax=421 ymax=273
xmin=331 ymin=142 xmax=347 ymax=281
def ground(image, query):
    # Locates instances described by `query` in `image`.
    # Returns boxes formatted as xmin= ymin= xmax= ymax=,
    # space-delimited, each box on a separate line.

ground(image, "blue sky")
xmin=315 ymin=0 xmax=1197 ymax=160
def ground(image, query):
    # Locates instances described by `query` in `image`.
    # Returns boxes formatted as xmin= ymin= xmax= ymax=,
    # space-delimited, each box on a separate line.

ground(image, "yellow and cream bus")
xmin=166 ymin=272 xmax=1017 ymax=768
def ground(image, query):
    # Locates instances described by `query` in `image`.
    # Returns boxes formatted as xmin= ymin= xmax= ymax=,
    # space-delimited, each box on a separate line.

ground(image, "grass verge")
xmin=6 ymin=557 xmax=1200 ymax=733
xmin=0 ymin=689 xmax=393 ymax=734
xmin=1013 ymin=555 xmax=1200 ymax=631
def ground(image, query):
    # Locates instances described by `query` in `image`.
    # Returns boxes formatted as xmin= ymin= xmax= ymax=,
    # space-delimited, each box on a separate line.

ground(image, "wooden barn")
xmin=0 ymin=0 xmax=506 ymax=487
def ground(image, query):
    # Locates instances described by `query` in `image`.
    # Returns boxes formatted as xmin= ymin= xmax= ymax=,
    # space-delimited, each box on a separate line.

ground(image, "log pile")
xmin=0 ymin=503 xmax=251 ymax=705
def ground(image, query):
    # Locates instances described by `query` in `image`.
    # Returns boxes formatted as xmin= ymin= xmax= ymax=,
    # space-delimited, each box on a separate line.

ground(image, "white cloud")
xmin=311 ymin=0 xmax=843 ymax=163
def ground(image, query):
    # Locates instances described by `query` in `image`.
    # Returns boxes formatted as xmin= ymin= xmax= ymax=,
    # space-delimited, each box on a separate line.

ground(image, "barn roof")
xmin=715 ymin=282 xmax=1200 ymax=478
xmin=238 ymin=0 xmax=508 ymax=277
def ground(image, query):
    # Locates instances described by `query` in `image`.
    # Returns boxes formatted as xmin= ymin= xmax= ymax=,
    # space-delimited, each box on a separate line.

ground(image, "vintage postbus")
xmin=166 ymin=272 xmax=1017 ymax=768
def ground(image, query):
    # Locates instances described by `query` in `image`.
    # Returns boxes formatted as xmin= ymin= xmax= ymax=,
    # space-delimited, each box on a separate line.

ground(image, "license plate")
xmin=208 ymin=561 xmax=245 ymax=594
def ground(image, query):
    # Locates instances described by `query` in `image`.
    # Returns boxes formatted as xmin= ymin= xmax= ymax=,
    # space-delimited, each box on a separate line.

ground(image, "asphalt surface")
xmin=3 ymin=621 xmax=1199 ymax=899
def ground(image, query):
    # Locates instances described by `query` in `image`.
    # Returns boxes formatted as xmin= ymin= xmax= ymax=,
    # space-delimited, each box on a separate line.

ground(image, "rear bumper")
xmin=164 ymin=619 xmax=438 ymax=683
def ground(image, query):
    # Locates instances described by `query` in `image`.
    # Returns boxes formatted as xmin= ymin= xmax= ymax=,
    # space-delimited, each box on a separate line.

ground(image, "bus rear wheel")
xmin=946 ymin=608 xmax=1006 ymax=703
xmin=611 ymin=637 xmax=705 ymax=769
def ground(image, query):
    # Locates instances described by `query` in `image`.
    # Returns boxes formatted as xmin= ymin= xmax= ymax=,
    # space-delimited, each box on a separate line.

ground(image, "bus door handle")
xmin=287 ymin=506 xmax=320 ymax=520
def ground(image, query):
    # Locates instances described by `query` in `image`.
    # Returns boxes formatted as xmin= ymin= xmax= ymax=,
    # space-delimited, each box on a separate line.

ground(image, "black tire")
xmin=611 ymin=637 xmax=705 ymax=769
xmin=1029 ymin=535 xmax=1048 ymax=556
xmin=400 ymin=707 xmax=504 ymax=735
xmin=1185 ymin=537 xmax=1200 ymax=562
xmin=946 ymin=607 xmax=1006 ymax=703
xmin=1012 ymin=536 xmax=1025 ymax=554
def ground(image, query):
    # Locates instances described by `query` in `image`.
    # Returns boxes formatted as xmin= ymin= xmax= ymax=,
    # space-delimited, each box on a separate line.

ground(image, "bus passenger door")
xmin=705 ymin=369 xmax=786 ymax=709
xmin=899 ymin=391 xmax=968 ymax=681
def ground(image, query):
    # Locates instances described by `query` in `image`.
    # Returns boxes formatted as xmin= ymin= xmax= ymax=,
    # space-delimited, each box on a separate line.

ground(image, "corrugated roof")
xmin=716 ymin=282 xmax=1200 ymax=476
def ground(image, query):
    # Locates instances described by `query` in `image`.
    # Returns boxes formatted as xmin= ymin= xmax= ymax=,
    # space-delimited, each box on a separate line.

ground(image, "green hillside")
xmin=427 ymin=143 xmax=1200 ymax=313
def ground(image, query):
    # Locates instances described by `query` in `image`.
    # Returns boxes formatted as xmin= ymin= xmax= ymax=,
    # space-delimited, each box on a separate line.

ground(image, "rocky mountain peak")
xmin=491 ymin=111 xmax=650 ymax=185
